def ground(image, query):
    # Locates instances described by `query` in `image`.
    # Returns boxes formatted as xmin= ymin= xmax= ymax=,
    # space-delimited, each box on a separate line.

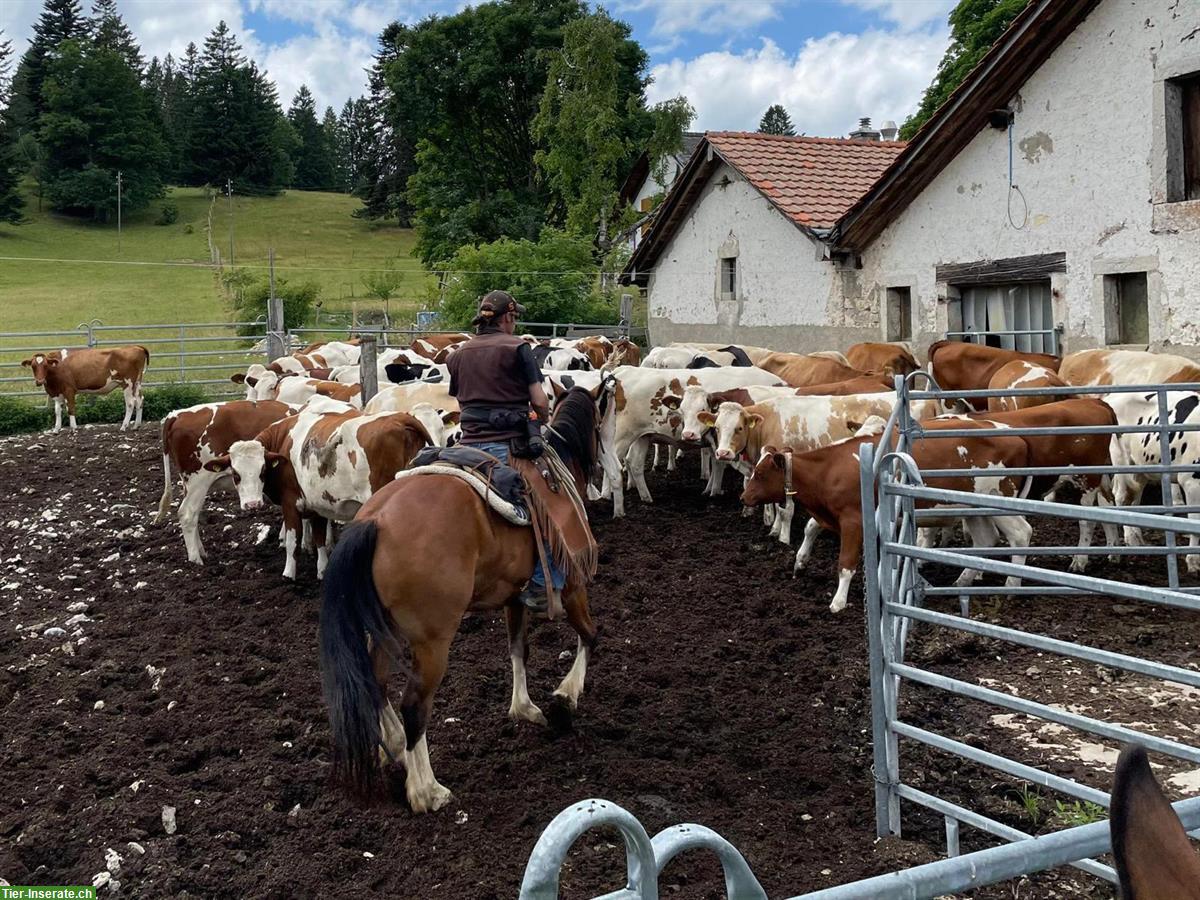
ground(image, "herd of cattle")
xmin=19 ymin=331 xmax=1200 ymax=613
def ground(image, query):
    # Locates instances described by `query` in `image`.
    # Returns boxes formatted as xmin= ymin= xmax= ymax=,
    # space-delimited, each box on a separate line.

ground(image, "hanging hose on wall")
xmin=1006 ymin=113 xmax=1029 ymax=230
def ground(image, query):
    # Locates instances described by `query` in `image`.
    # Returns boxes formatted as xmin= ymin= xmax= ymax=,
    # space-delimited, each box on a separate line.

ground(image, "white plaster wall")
xmin=856 ymin=0 xmax=1200 ymax=355
xmin=646 ymin=162 xmax=848 ymax=347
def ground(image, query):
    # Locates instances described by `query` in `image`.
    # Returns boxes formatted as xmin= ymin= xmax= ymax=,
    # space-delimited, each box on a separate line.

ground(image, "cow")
xmin=986 ymin=360 xmax=1066 ymax=411
xmin=1059 ymin=348 xmax=1200 ymax=386
xmin=930 ymin=399 xmax=1118 ymax=571
xmin=1105 ymin=390 xmax=1200 ymax=565
xmin=411 ymin=332 xmax=472 ymax=359
xmin=206 ymin=408 xmax=432 ymax=578
xmin=155 ymin=399 xmax=296 ymax=564
xmin=297 ymin=338 xmax=361 ymax=362
xmin=756 ymin=352 xmax=867 ymax=387
xmin=23 ymin=345 xmax=151 ymax=432
xmin=274 ymin=378 xmax=364 ymax=408
xmin=927 ymin=341 xmax=1060 ymax=409
xmin=575 ymin=336 xmax=612 ymax=369
xmin=792 ymin=374 xmax=895 ymax=395
xmin=364 ymin=381 xmax=457 ymax=416
xmin=741 ymin=425 xmax=1031 ymax=612
xmin=611 ymin=338 xmax=641 ymax=366
xmin=606 ymin=365 xmax=783 ymax=516
xmin=669 ymin=342 xmax=774 ymax=365
xmin=846 ymin=342 xmax=919 ymax=378
xmin=644 ymin=345 xmax=754 ymax=369
xmin=531 ymin=344 xmax=593 ymax=371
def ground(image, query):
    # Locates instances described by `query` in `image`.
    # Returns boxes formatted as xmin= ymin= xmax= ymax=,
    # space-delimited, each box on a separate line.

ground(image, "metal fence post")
xmin=1157 ymin=388 xmax=1180 ymax=588
xmin=178 ymin=324 xmax=186 ymax=381
xmin=359 ymin=334 xmax=378 ymax=405
xmin=267 ymin=297 xmax=285 ymax=362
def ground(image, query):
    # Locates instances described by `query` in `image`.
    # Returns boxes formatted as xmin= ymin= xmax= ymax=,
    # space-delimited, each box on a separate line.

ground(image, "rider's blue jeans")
xmin=469 ymin=441 xmax=565 ymax=592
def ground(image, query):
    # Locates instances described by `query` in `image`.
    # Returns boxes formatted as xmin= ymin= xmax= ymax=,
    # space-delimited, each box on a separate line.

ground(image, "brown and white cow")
xmin=986 ymin=359 xmax=1066 ymax=411
xmin=791 ymin=373 xmax=895 ymax=395
xmin=207 ymin=407 xmax=431 ymax=578
xmin=742 ymin=424 xmax=1031 ymax=612
xmin=1059 ymin=348 xmax=1200 ymax=386
xmin=412 ymin=332 xmax=472 ymax=360
xmin=845 ymin=342 xmax=919 ymax=378
xmin=756 ymin=352 xmax=868 ymax=387
xmin=611 ymin=338 xmax=642 ymax=366
xmin=273 ymin=377 xmax=364 ymax=408
xmin=156 ymin=399 xmax=296 ymax=563
xmin=956 ymin=398 xmax=1118 ymax=571
xmin=23 ymin=345 xmax=151 ymax=432
xmin=927 ymin=341 xmax=1060 ymax=409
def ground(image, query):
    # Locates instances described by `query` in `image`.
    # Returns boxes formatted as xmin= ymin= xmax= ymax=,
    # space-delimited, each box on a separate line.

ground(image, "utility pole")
xmin=116 ymin=170 xmax=122 ymax=254
xmin=226 ymin=177 xmax=235 ymax=267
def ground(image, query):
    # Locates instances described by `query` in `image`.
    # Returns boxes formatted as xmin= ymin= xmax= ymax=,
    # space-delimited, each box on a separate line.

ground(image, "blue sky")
xmin=1 ymin=1 xmax=954 ymax=136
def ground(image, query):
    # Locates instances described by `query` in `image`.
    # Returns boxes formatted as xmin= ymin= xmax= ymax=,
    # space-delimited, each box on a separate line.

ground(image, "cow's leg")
xmin=779 ymin=497 xmax=795 ymax=545
xmin=665 ymin=444 xmax=677 ymax=472
xmin=994 ymin=515 xmax=1032 ymax=587
xmin=281 ymin=502 xmax=301 ymax=580
xmin=627 ymin=437 xmax=653 ymax=503
xmin=401 ymin=637 xmax=453 ymax=813
xmin=700 ymin=449 xmax=710 ymax=480
xmin=120 ymin=382 xmax=135 ymax=430
xmin=830 ymin=517 xmax=863 ymax=613
xmin=1114 ymin=474 xmax=1147 ymax=546
xmin=956 ymin=517 xmax=997 ymax=587
xmin=51 ymin=396 xmax=63 ymax=433
xmin=65 ymin=391 xmax=78 ymax=430
xmin=313 ymin=515 xmax=331 ymax=579
xmin=1182 ymin=477 xmax=1200 ymax=574
xmin=134 ymin=381 xmax=144 ymax=428
xmin=650 ymin=443 xmax=661 ymax=471
xmin=554 ymin=586 xmax=598 ymax=711
xmin=178 ymin=472 xmax=220 ymax=565
xmin=155 ymin=451 xmax=174 ymax=524
xmin=505 ymin=603 xmax=545 ymax=725
xmin=1071 ymin=491 xmax=1097 ymax=573
xmin=793 ymin=517 xmax=821 ymax=575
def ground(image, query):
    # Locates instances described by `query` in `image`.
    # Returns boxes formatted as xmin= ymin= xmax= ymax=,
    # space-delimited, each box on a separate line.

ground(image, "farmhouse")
xmin=617 ymin=131 xmax=704 ymax=252
xmin=625 ymin=0 xmax=1200 ymax=357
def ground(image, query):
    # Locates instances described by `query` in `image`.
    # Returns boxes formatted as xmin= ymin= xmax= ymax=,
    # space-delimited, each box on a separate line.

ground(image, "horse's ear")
xmin=1111 ymin=744 xmax=1200 ymax=899
xmin=549 ymin=380 xmax=565 ymax=400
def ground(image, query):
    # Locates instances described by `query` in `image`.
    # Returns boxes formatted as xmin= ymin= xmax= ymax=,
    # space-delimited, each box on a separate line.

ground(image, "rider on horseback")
xmin=446 ymin=290 xmax=562 ymax=612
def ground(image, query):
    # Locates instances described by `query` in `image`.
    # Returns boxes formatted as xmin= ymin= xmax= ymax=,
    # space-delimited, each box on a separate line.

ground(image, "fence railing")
xmin=287 ymin=321 xmax=645 ymax=348
xmin=945 ymin=324 xmax=1063 ymax=356
xmin=0 ymin=319 xmax=269 ymax=399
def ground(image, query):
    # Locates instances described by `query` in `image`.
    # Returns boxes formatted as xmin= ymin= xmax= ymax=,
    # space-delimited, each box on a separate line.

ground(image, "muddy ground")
xmin=1 ymin=424 xmax=1197 ymax=899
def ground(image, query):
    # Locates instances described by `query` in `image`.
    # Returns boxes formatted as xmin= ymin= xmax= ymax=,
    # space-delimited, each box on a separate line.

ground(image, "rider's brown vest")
xmin=447 ymin=330 xmax=532 ymax=442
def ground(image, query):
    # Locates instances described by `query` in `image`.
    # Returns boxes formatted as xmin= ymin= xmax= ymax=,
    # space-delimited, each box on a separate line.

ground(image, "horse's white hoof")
xmin=509 ymin=703 xmax=547 ymax=726
xmin=408 ymin=781 xmax=453 ymax=814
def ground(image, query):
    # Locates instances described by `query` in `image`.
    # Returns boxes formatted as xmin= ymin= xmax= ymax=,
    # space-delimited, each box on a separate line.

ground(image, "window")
xmin=886 ymin=287 xmax=912 ymax=341
xmin=954 ymin=282 xmax=1054 ymax=353
xmin=720 ymin=256 xmax=737 ymax=300
xmin=1104 ymin=272 xmax=1149 ymax=345
xmin=1166 ymin=72 xmax=1200 ymax=202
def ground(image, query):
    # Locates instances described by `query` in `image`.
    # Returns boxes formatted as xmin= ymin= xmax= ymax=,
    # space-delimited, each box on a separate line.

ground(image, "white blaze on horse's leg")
xmin=282 ymin=527 xmax=297 ymax=580
xmin=994 ymin=515 xmax=1032 ymax=587
xmin=508 ymin=634 xmax=546 ymax=725
xmin=120 ymin=384 xmax=134 ymax=430
xmin=793 ymin=518 xmax=820 ymax=574
xmin=52 ymin=397 xmax=63 ymax=433
xmin=404 ymin=734 xmax=452 ymax=813
xmin=829 ymin=568 xmax=854 ymax=613
xmin=552 ymin=637 xmax=589 ymax=710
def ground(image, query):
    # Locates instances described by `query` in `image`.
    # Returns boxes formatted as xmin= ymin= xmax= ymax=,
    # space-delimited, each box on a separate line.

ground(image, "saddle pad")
xmin=409 ymin=445 xmax=526 ymax=507
xmin=393 ymin=465 xmax=530 ymax=527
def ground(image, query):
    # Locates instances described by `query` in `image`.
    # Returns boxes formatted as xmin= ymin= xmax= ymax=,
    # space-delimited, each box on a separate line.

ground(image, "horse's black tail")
xmin=319 ymin=519 xmax=400 ymax=799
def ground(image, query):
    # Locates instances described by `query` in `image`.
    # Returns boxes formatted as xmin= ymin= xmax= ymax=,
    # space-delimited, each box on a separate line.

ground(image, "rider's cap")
xmin=476 ymin=290 xmax=526 ymax=321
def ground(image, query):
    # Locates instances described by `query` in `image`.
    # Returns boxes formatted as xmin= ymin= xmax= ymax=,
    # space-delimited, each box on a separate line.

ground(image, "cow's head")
xmin=741 ymin=447 xmax=786 ymax=508
xmin=22 ymin=352 xmax=61 ymax=387
xmin=678 ymin=385 xmax=716 ymax=442
xmin=697 ymin=401 xmax=761 ymax=461
xmin=204 ymin=440 xmax=286 ymax=509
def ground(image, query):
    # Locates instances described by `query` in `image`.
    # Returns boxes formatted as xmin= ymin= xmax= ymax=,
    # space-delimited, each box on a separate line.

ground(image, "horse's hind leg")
xmin=371 ymin=639 xmax=406 ymax=768
xmin=400 ymin=636 xmax=453 ymax=813
xmin=505 ymin=604 xmax=546 ymax=725
xmin=553 ymin=586 xmax=598 ymax=711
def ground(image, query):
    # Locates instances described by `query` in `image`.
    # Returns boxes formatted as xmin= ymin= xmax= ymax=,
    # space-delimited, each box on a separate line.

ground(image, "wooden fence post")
xmin=266 ymin=296 xmax=285 ymax=362
xmin=359 ymin=334 xmax=379 ymax=405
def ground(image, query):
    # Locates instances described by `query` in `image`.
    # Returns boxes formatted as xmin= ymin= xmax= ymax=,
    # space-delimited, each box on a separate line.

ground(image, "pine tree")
xmin=8 ymin=0 xmax=88 ymax=132
xmin=758 ymin=104 xmax=795 ymax=136
xmin=286 ymin=84 xmax=334 ymax=190
xmin=322 ymin=105 xmax=343 ymax=190
xmin=0 ymin=33 xmax=26 ymax=225
xmin=90 ymin=0 xmax=143 ymax=73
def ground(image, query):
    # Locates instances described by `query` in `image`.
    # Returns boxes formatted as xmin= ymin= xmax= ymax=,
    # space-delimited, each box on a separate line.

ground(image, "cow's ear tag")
xmin=270 ymin=459 xmax=280 ymax=468
xmin=748 ymin=420 xmax=756 ymax=430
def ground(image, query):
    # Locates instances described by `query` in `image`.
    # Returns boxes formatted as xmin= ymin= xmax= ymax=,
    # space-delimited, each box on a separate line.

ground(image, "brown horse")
xmin=1111 ymin=744 xmax=1200 ymax=898
xmin=319 ymin=383 xmax=609 ymax=812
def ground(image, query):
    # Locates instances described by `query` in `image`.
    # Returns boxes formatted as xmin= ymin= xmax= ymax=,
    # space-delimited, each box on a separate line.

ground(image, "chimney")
xmin=880 ymin=120 xmax=898 ymax=141
xmin=849 ymin=116 xmax=881 ymax=141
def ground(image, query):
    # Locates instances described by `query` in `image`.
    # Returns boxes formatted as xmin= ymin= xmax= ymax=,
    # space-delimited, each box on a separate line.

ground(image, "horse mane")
xmin=548 ymin=387 xmax=597 ymax=477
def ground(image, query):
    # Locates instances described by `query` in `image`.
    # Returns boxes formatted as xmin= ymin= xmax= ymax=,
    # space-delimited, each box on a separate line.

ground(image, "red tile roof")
xmin=706 ymin=131 xmax=906 ymax=230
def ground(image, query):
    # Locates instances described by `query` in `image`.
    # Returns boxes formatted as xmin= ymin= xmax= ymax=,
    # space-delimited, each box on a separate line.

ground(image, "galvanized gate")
xmin=517 ymin=373 xmax=1200 ymax=898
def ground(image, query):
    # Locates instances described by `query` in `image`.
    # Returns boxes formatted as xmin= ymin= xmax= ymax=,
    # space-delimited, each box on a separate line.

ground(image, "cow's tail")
xmin=138 ymin=345 xmax=151 ymax=367
xmin=154 ymin=418 xmax=173 ymax=523
xmin=319 ymin=519 xmax=402 ymax=799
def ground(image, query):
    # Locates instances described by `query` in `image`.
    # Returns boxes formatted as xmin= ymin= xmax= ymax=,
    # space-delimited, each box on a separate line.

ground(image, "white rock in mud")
xmin=105 ymin=847 xmax=122 ymax=873
xmin=92 ymin=872 xmax=111 ymax=889
xmin=42 ymin=627 xmax=67 ymax=638
xmin=162 ymin=805 xmax=177 ymax=835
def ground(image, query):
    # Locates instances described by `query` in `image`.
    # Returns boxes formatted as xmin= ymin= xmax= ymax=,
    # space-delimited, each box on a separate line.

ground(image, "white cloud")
xmin=613 ymin=0 xmax=783 ymax=37
xmin=647 ymin=29 xmax=949 ymax=136
xmin=262 ymin=24 xmax=375 ymax=111
xmin=840 ymin=0 xmax=956 ymax=31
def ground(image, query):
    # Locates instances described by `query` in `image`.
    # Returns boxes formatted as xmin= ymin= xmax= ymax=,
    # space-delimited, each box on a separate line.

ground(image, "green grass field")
xmin=0 ymin=184 xmax=432 ymax=333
